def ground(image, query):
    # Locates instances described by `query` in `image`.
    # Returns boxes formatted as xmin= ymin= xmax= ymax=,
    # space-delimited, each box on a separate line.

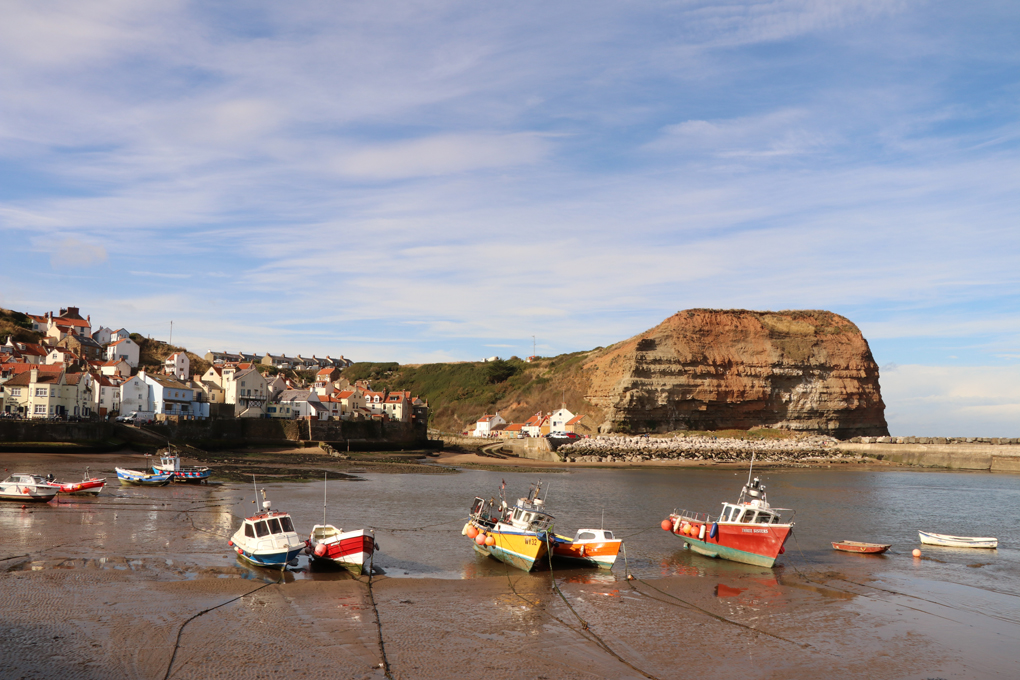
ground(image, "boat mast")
xmin=252 ymin=474 xmax=258 ymax=510
xmin=322 ymin=471 xmax=328 ymax=526
xmin=746 ymin=452 xmax=756 ymax=486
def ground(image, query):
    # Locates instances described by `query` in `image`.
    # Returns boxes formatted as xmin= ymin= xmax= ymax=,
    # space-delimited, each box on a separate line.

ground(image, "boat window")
xmin=771 ymin=515 xmax=782 ymax=525
xmin=756 ymin=513 xmax=772 ymax=524
xmin=254 ymin=521 xmax=269 ymax=537
xmin=279 ymin=516 xmax=295 ymax=532
xmin=737 ymin=511 xmax=752 ymax=523
xmin=244 ymin=523 xmax=255 ymax=538
xmin=577 ymin=532 xmax=597 ymax=541
xmin=604 ymin=531 xmax=614 ymax=539
xmin=721 ymin=507 xmax=732 ymax=522
xmin=268 ymin=518 xmax=283 ymax=534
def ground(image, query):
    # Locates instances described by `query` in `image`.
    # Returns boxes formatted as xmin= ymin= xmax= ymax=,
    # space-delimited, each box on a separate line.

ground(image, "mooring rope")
xmin=358 ymin=535 xmax=394 ymax=679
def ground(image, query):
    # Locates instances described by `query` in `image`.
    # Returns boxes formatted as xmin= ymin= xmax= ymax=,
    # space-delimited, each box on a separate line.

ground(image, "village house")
xmin=205 ymin=350 xmax=242 ymax=364
xmin=472 ymin=413 xmax=507 ymax=437
xmin=100 ymin=358 xmax=131 ymax=377
xmin=58 ymin=333 xmax=104 ymax=360
xmin=140 ymin=372 xmax=209 ymax=419
xmin=2 ymin=339 xmax=48 ymax=364
xmin=92 ymin=326 xmax=114 ymax=346
xmin=268 ymin=389 xmax=324 ymax=420
xmin=91 ymin=373 xmax=122 ymax=417
xmin=224 ymin=367 xmax=268 ymax=418
xmin=383 ymin=391 xmax=412 ymax=422
xmin=363 ymin=390 xmax=387 ymax=416
xmin=335 ymin=388 xmax=366 ymax=419
xmin=164 ymin=352 xmax=189 ymax=381
xmin=261 ymin=353 xmax=292 ymax=369
xmin=522 ymin=412 xmax=550 ymax=438
xmin=549 ymin=407 xmax=575 ymax=433
xmin=2 ymin=368 xmax=93 ymax=419
xmin=111 ymin=329 xmax=131 ymax=343
xmin=119 ymin=375 xmax=151 ymax=416
xmin=106 ymin=337 xmax=140 ymax=368
xmin=44 ymin=307 xmax=92 ymax=342
xmin=45 ymin=346 xmax=79 ymax=366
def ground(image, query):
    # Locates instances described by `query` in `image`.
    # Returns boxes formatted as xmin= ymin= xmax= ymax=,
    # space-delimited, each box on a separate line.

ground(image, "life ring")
xmin=709 ymin=523 xmax=718 ymax=539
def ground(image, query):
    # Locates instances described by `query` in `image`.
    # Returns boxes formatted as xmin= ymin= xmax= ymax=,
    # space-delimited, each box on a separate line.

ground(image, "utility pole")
xmin=532 ymin=335 xmax=536 ymax=358
xmin=169 ymin=320 xmax=173 ymax=346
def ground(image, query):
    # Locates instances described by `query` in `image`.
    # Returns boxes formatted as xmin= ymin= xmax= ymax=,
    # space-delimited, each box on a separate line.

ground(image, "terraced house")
xmin=2 ymin=368 xmax=93 ymax=418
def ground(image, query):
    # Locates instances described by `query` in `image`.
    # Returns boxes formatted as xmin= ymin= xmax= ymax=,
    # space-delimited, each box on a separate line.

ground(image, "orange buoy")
xmin=485 ymin=535 xmax=496 ymax=546
xmin=314 ymin=543 xmax=328 ymax=557
xmin=475 ymin=533 xmax=487 ymax=545
xmin=661 ymin=519 xmax=672 ymax=531
xmin=912 ymin=549 xmax=921 ymax=558
xmin=466 ymin=525 xmax=479 ymax=539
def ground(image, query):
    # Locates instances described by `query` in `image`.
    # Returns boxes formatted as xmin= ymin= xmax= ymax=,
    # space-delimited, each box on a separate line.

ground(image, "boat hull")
xmin=115 ymin=468 xmax=173 ymax=486
xmin=57 ymin=479 xmax=106 ymax=496
xmin=668 ymin=515 xmax=791 ymax=568
xmin=469 ymin=526 xmax=548 ymax=572
xmin=551 ymin=536 xmax=621 ymax=569
xmin=919 ymin=531 xmax=997 ymax=549
xmin=0 ymin=485 xmax=58 ymax=502
xmin=234 ymin=545 xmax=305 ymax=568
xmin=153 ymin=466 xmax=211 ymax=483
xmin=832 ymin=541 xmax=890 ymax=554
xmin=309 ymin=526 xmax=375 ymax=575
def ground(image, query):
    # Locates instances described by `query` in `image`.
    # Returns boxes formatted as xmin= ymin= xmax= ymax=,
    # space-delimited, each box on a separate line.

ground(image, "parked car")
xmin=545 ymin=431 xmax=580 ymax=440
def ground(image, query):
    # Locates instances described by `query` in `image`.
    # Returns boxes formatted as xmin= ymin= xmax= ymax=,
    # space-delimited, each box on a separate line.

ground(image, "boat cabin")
xmin=506 ymin=499 xmax=553 ymax=532
xmin=3 ymin=474 xmax=51 ymax=486
xmin=718 ymin=475 xmax=787 ymax=525
xmin=572 ymin=529 xmax=614 ymax=542
xmin=242 ymin=512 xmax=297 ymax=539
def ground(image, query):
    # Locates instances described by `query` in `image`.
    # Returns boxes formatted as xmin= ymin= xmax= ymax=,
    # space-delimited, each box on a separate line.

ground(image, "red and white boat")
xmin=305 ymin=474 xmax=376 ymax=575
xmin=55 ymin=468 xmax=106 ymax=496
xmin=662 ymin=459 xmax=793 ymax=568
xmin=0 ymin=474 xmax=60 ymax=502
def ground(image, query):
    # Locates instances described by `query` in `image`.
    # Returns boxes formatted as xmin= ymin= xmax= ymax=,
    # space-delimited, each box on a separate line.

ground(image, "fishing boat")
xmin=55 ymin=468 xmax=106 ymax=496
xmin=306 ymin=474 xmax=376 ymax=575
xmin=550 ymin=529 xmax=622 ymax=569
xmin=0 ymin=473 xmax=60 ymax=502
xmin=832 ymin=540 xmax=891 ymax=554
xmin=661 ymin=456 xmax=793 ymax=568
xmin=228 ymin=483 xmax=305 ymax=568
xmin=152 ymin=449 xmax=211 ymax=483
xmin=464 ymin=481 xmax=552 ymax=572
xmin=115 ymin=467 xmax=173 ymax=486
xmin=918 ymin=531 xmax=998 ymax=549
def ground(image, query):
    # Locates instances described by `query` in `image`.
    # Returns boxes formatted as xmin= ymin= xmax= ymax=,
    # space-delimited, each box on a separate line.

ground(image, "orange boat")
xmin=550 ymin=529 xmax=621 ymax=569
xmin=831 ymin=540 xmax=890 ymax=554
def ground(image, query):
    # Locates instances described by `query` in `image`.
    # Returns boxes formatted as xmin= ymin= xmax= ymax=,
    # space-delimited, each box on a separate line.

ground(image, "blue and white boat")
xmin=229 ymin=486 xmax=305 ymax=568
xmin=152 ymin=450 xmax=211 ymax=483
xmin=115 ymin=467 xmax=173 ymax=486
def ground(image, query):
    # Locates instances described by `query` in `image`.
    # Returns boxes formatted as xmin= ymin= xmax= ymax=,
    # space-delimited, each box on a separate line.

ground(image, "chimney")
xmin=30 ymin=367 xmax=38 ymax=383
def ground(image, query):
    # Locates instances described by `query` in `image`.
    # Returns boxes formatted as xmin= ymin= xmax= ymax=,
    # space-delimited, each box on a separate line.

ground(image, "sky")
xmin=0 ymin=1 xmax=1018 ymax=436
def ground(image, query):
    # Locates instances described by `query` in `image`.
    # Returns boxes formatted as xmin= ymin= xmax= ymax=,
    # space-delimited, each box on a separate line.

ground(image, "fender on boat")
xmin=709 ymin=523 xmax=718 ymax=539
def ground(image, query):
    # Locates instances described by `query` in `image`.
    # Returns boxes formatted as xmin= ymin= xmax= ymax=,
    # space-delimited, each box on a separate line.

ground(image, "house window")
xmin=34 ymin=405 xmax=46 ymax=414
xmin=35 ymin=388 xmax=47 ymax=397
xmin=10 ymin=388 xmax=21 ymax=397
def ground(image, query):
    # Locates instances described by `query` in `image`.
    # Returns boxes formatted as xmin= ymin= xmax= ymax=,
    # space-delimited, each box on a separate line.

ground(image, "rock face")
xmin=583 ymin=309 xmax=888 ymax=438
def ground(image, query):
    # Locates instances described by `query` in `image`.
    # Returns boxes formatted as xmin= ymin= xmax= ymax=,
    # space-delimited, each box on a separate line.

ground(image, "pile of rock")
xmin=319 ymin=442 xmax=350 ymax=459
xmin=558 ymin=434 xmax=846 ymax=464
xmin=850 ymin=436 xmax=1020 ymax=445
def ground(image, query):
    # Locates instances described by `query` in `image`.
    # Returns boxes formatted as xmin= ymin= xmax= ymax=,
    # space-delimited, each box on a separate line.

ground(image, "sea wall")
xmin=837 ymin=442 xmax=1020 ymax=472
xmin=0 ymin=421 xmax=113 ymax=443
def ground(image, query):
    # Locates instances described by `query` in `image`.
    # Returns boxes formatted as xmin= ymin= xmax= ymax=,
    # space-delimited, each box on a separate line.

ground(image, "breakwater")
xmin=558 ymin=434 xmax=844 ymax=463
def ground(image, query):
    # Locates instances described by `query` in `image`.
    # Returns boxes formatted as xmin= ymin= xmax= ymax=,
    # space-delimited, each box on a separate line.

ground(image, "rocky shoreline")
xmin=557 ymin=434 xmax=853 ymax=464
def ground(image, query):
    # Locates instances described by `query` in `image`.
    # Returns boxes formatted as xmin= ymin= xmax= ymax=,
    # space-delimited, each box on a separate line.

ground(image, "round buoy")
xmin=461 ymin=523 xmax=470 ymax=536
xmin=314 ymin=543 xmax=328 ymax=557
xmin=485 ymin=535 xmax=495 ymax=546
xmin=661 ymin=519 xmax=672 ymax=531
xmin=912 ymin=548 xmax=921 ymax=558
xmin=475 ymin=533 xmax=487 ymax=545
xmin=466 ymin=525 xmax=479 ymax=539
xmin=227 ymin=540 xmax=233 ymax=547
xmin=21 ymin=505 xmax=26 ymax=509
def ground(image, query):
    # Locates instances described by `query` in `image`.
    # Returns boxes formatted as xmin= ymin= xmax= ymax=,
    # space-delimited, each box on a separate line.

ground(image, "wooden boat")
xmin=918 ymin=531 xmax=997 ymax=549
xmin=229 ymin=484 xmax=305 ymax=568
xmin=550 ymin=529 xmax=622 ymax=569
xmin=56 ymin=468 xmax=106 ymax=496
xmin=115 ymin=467 xmax=173 ymax=486
xmin=0 ymin=473 xmax=60 ymax=502
xmin=306 ymin=474 xmax=376 ymax=575
xmin=662 ymin=455 xmax=792 ymax=568
xmin=152 ymin=450 xmax=211 ymax=483
xmin=832 ymin=540 xmax=891 ymax=554
xmin=464 ymin=481 xmax=551 ymax=572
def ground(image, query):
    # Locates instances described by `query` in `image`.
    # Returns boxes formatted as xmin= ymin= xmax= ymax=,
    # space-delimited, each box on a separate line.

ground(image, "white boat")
xmin=228 ymin=484 xmax=305 ymax=568
xmin=0 ymin=474 xmax=60 ymax=502
xmin=918 ymin=531 xmax=998 ymax=549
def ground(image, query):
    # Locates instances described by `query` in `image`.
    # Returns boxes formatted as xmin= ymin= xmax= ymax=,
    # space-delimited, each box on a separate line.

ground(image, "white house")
xmin=101 ymin=359 xmax=132 ymax=377
xmin=45 ymin=347 xmax=77 ymax=365
xmin=140 ymin=372 xmax=209 ymax=419
xmin=92 ymin=326 xmax=114 ymax=346
xmin=106 ymin=337 xmax=140 ymax=368
xmin=164 ymin=352 xmax=189 ymax=381
xmin=269 ymin=389 xmax=323 ymax=419
xmin=119 ymin=375 xmax=151 ymax=416
xmin=111 ymin=328 xmax=131 ymax=342
xmin=384 ymin=391 xmax=412 ymax=422
xmin=473 ymin=413 xmax=507 ymax=437
xmin=92 ymin=373 xmax=122 ymax=417
xmin=549 ymin=407 xmax=576 ymax=433
xmin=364 ymin=390 xmax=386 ymax=416
xmin=224 ymin=367 xmax=268 ymax=418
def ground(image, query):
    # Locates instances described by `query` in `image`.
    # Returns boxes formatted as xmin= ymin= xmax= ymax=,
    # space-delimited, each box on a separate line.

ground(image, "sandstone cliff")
xmin=583 ymin=309 xmax=888 ymax=438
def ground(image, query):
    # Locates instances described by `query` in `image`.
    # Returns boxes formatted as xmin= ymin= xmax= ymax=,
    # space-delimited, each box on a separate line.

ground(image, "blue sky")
xmin=1 ymin=1 xmax=1018 ymax=435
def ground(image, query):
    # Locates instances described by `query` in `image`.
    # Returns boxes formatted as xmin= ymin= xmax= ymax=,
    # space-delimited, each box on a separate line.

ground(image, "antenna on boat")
xmin=322 ymin=471 xmax=328 ymax=526
xmin=747 ymin=453 xmax=756 ymax=486
xmin=601 ymin=508 xmax=605 ymax=531
xmin=542 ymin=480 xmax=551 ymax=504
xmin=252 ymin=474 xmax=258 ymax=507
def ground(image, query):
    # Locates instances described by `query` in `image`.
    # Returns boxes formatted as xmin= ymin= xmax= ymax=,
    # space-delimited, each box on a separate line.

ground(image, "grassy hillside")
xmin=0 ymin=308 xmax=43 ymax=344
xmin=135 ymin=335 xmax=211 ymax=377
xmin=341 ymin=351 xmax=605 ymax=433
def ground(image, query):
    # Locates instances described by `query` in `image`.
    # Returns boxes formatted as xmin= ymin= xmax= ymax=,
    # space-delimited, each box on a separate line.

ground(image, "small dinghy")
xmin=306 ymin=473 xmax=376 ymax=575
xmin=551 ymin=528 xmax=622 ymax=569
xmin=918 ymin=531 xmax=997 ymax=549
xmin=56 ymin=468 xmax=106 ymax=496
xmin=115 ymin=467 xmax=173 ymax=486
xmin=832 ymin=540 xmax=891 ymax=554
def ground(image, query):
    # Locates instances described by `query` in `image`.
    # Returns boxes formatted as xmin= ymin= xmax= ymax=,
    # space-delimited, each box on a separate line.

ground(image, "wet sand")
xmin=1 ymin=452 xmax=1015 ymax=679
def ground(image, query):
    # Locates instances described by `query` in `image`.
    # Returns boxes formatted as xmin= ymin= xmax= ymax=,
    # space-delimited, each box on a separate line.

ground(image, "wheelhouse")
xmin=243 ymin=513 xmax=297 ymax=539
xmin=718 ymin=503 xmax=784 ymax=525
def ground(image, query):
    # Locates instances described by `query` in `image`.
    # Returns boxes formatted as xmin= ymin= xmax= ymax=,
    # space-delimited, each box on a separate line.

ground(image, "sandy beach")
xmin=1 ymin=451 xmax=1015 ymax=679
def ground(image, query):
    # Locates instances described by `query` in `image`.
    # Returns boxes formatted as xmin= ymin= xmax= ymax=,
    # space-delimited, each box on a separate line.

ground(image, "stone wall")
xmin=0 ymin=421 xmax=112 ymax=443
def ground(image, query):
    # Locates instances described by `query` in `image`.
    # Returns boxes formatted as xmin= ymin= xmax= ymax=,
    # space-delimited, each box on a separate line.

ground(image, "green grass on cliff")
xmin=342 ymin=352 xmax=598 ymax=433
xmin=0 ymin=308 xmax=43 ymax=344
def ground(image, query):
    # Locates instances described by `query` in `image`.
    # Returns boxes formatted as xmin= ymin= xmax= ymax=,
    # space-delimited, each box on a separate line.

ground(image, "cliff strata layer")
xmin=583 ymin=309 xmax=888 ymax=438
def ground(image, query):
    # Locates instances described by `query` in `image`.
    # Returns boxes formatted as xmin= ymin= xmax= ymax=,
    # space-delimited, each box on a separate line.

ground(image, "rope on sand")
xmin=358 ymin=537 xmax=394 ymax=679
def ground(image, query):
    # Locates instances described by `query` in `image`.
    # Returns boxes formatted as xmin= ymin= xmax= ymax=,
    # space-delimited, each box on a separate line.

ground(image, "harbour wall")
xmin=836 ymin=442 xmax=1020 ymax=472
